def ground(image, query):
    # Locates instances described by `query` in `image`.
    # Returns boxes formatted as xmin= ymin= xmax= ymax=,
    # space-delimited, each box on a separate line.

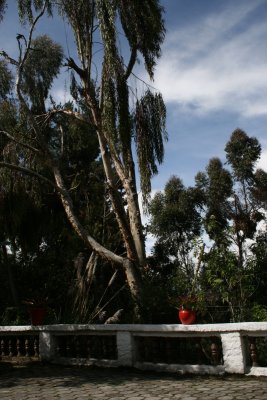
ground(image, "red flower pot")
xmin=29 ymin=307 xmax=46 ymax=325
xmin=178 ymin=309 xmax=196 ymax=325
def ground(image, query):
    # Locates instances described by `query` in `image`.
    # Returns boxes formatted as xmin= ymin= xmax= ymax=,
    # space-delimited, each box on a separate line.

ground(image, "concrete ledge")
xmin=246 ymin=367 xmax=267 ymax=377
xmin=1 ymin=323 xmax=267 ymax=376
xmin=1 ymin=322 xmax=267 ymax=334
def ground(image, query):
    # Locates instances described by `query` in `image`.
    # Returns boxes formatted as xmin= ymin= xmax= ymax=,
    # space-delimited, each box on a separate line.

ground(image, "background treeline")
xmin=1 ymin=120 xmax=267 ymax=324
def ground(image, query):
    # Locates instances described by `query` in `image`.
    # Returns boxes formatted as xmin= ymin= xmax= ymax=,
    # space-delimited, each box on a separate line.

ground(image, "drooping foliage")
xmin=22 ymin=35 xmax=63 ymax=112
xmin=135 ymin=90 xmax=167 ymax=207
xmin=0 ymin=0 xmax=167 ymax=320
xmin=116 ymin=0 xmax=165 ymax=79
xmin=0 ymin=0 xmax=6 ymax=21
xmin=0 ymin=60 xmax=13 ymax=99
xmin=17 ymin=0 xmax=52 ymax=23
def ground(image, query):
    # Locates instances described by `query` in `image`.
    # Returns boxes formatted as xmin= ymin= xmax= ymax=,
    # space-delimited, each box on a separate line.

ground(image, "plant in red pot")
xmin=176 ymin=292 xmax=206 ymax=324
xmin=23 ymin=298 xmax=47 ymax=325
xmin=177 ymin=295 xmax=197 ymax=325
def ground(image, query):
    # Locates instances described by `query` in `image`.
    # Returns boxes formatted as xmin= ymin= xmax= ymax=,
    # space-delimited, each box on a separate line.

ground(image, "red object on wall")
xmin=178 ymin=309 xmax=196 ymax=325
xmin=29 ymin=308 xmax=46 ymax=325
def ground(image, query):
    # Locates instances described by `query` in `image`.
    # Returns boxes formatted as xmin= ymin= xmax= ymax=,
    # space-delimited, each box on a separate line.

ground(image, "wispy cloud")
xmin=155 ymin=1 xmax=267 ymax=117
xmin=257 ymin=149 xmax=267 ymax=171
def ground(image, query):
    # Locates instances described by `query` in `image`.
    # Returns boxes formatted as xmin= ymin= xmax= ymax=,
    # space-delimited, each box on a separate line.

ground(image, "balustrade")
xmin=0 ymin=335 xmax=39 ymax=360
xmin=135 ymin=336 xmax=222 ymax=365
xmin=55 ymin=334 xmax=117 ymax=360
xmin=0 ymin=323 xmax=267 ymax=376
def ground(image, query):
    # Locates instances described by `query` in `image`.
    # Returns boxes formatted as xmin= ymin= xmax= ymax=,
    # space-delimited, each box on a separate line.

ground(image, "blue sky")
xmin=152 ymin=0 xmax=267 ymax=190
xmin=1 ymin=0 xmax=267 ymax=192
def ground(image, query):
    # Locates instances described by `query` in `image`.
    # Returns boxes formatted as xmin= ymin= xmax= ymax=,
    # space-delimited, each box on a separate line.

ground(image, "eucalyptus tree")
xmin=196 ymin=129 xmax=267 ymax=321
xmin=149 ymin=176 xmax=203 ymax=271
xmin=147 ymin=175 xmax=204 ymax=308
xmin=0 ymin=0 xmax=167 ymax=316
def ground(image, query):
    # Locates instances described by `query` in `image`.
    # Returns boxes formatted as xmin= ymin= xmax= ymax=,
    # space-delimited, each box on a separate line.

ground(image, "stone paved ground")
xmin=0 ymin=363 xmax=267 ymax=400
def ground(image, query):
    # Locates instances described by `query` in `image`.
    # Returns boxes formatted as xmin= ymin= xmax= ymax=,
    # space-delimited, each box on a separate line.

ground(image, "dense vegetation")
xmin=0 ymin=1 xmax=267 ymax=324
xmin=148 ymin=129 xmax=267 ymax=322
xmin=0 ymin=0 xmax=166 ymax=323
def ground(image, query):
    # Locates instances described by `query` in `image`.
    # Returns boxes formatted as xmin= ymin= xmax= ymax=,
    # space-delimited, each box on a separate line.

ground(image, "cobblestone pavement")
xmin=0 ymin=363 xmax=267 ymax=400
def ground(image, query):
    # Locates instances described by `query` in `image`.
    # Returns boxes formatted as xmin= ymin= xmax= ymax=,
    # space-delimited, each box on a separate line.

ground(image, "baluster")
xmin=75 ymin=336 xmax=81 ymax=358
xmin=8 ymin=339 xmax=13 ymax=357
xmin=111 ymin=336 xmax=117 ymax=359
xmin=98 ymin=336 xmax=102 ymax=358
xmin=86 ymin=337 xmax=91 ymax=359
xmin=66 ymin=337 xmax=71 ymax=357
xmin=1 ymin=339 xmax=5 ymax=356
xmin=95 ymin=336 xmax=101 ymax=359
xmin=151 ymin=338 xmax=158 ymax=363
xmin=102 ymin=336 xmax=108 ymax=359
xmin=90 ymin=336 xmax=96 ymax=358
xmin=25 ymin=338 xmax=29 ymax=357
xmin=195 ymin=338 xmax=202 ymax=364
xmin=210 ymin=341 xmax=219 ymax=365
xmin=16 ymin=338 xmax=21 ymax=357
xmin=144 ymin=337 xmax=150 ymax=362
xmin=101 ymin=336 xmax=107 ymax=359
xmin=106 ymin=336 xmax=115 ymax=359
xmin=249 ymin=338 xmax=259 ymax=367
xmin=98 ymin=336 xmax=103 ymax=359
xmin=136 ymin=337 xmax=144 ymax=362
xmin=158 ymin=338 xmax=164 ymax=363
xmin=105 ymin=336 xmax=112 ymax=359
xmin=56 ymin=337 xmax=61 ymax=356
xmin=34 ymin=337 xmax=39 ymax=357
xmin=165 ymin=337 xmax=172 ymax=363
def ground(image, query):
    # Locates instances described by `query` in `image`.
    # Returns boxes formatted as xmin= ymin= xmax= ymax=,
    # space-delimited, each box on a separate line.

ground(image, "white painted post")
xmin=116 ymin=331 xmax=134 ymax=366
xmin=221 ymin=332 xmax=246 ymax=374
xmin=39 ymin=332 xmax=57 ymax=361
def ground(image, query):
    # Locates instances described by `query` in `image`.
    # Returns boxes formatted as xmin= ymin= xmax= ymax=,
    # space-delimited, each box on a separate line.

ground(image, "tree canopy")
xmin=0 ymin=0 xmax=167 ymax=320
xmin=148 ymin=130 xmax=267 ymax=322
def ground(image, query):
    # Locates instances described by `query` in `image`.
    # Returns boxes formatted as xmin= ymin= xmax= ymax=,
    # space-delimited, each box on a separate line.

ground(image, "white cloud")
xmin=155 ymin=1 xmax=267 ymax=117
xmin=257 ymin=148 xmax=267 ymax=171
xmin=51 ymin=85 xmax=73 ymax=105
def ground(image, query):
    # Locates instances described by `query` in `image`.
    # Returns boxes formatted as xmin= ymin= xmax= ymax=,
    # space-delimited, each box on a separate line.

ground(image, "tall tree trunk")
xmin=52 ymin=164 xmax=144 ymax=315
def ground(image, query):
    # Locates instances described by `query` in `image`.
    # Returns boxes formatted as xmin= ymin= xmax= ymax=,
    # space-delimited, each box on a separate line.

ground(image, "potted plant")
xmin=169 ymin=292 xmax=206 ymax=324
xmin=177 ymin=295 xmax=198 ymax=325
xmin=23 ymin=298 xmax=47 ymax=325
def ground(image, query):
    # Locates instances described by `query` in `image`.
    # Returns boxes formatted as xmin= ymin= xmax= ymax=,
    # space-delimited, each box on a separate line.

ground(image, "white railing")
xmin=1 ymin=323 xmax=267 ymax=376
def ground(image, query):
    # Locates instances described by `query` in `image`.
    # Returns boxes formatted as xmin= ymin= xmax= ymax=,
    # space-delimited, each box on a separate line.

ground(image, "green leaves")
xmin=22 ymin=35 xmax=63 ymax=112
xmin=225 ymin=128 xmax=261 ymax=182
xmin=0 ymin=60 xmax=13 ymax=99
xmin=148 ymin=175 xmax=202 ymax=257
xmin=134 ymin=90 xmax=167 ymax=208
xmin=0 ymin=0 xmax=6 ymax=22
xmin=117 ymin=0 xmax=165 ymax=79
xmin=17 ymin=0 xmax=52 ymax=24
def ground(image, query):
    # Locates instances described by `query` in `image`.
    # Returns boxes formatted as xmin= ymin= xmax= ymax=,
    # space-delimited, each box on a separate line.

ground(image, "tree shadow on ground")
xmin=0 ymin=361 xmax=260 ymax=390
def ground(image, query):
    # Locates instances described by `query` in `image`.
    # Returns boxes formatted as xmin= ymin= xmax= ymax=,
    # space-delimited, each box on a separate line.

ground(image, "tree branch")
xmin=0 ymin=162 xmax=56 ymax=187
xmin=41 ymin=108 xmax=91 ymax=125
xmin=65 ymin=57 xmax=87 ymax=80
xmin=124 ymin=46 xmax=137 ymax=80
xmin=0 ymin=130 xmax=40 ymax=153
xmin=0 ymin=51 xmax=18 ymax=66
xmin=52 ymin=165 xmax=124 ymax=265
xmin=16 ymin=1 xmax=47 ymax=117
xmin=0 ymin=159 xmax=124 ymax=266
